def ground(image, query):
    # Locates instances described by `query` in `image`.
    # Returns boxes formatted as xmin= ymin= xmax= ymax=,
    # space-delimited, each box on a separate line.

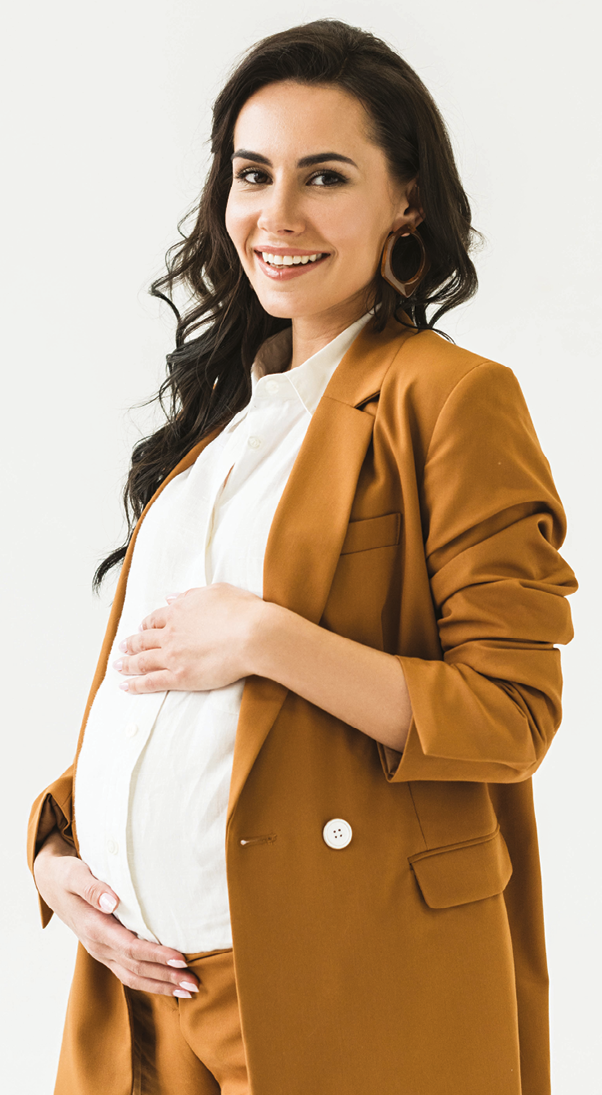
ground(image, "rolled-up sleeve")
xmin=27 ymin=766 xmax=75 ymax=926
xmin=380 ymin=362 xmax=577 ymax=784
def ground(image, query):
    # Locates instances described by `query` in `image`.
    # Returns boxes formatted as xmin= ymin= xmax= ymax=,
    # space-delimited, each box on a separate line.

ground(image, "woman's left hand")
xmin=113 ymin=584 xmax=264 ymax=694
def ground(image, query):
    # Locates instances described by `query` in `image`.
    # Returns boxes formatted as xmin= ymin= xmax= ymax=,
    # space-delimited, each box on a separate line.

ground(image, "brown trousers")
xmin=128 ymin=948 xmax=249 ymax=1094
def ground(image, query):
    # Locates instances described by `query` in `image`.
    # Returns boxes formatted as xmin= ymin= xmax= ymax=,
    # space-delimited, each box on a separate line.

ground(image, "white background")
xmin=1 ymin=1 xmax=599 ymax=1091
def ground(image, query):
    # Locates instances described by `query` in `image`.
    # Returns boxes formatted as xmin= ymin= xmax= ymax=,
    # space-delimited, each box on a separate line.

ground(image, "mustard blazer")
xmin=28 ymin=317 xmax=577 ymax=1095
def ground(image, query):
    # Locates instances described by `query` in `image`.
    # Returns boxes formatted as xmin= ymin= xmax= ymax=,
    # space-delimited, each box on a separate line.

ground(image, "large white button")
xmin=247 ymin=435 xmax=262 ymax=449
xmin=322 ymin=818 xmax=352 ymax=849
xmin=266 ymin=379 xmax=279 ymax=394
xmin=107 ymin=839 xmax=119 ymax=856
xmin=124 ymin=721 xmax=139 ymax=738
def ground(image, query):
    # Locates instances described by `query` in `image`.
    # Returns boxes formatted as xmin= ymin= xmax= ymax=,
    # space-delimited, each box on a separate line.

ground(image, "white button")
xmin=247 ymin=436 xmax=262 ymax=449
xmin=124 ymin=721 xmax=139 ymax=738
xmin=322 ymin=818 xmax=352 ymax=849
xmin=266 ymin=379 xmax=279 ymax=394
xmin=107 ymin=839 xmax=119 ymax=856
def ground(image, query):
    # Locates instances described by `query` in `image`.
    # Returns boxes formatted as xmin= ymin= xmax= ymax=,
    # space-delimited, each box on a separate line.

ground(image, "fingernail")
xmin=167 ymin=959 xmax=188 ymax=968
xmin=173 ymin=990 xmax=192 ymax=999
xmin=179 ymin=980 xmax=199 ymax=992
xmin=118 ymin=640 xmax=128 ymax=653
xmin=99 ymin=893 xmax=117 ymax=913
xmin=119 ymin=681 xmax=130 ymax=691
xmin=113 ymin=659 xmax=123 ymax=671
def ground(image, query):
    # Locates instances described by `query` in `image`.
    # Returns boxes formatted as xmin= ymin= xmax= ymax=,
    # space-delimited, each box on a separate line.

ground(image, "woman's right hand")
xmin=33 ymin=829 xmax=199 ymax=998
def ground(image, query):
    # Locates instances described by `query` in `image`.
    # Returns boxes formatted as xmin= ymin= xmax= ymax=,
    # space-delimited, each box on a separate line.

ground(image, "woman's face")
xmin=225 ymin=80 xmax=420 ymax=325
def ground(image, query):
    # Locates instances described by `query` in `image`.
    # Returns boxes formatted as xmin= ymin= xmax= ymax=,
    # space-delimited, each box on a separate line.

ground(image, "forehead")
xmin=232 ymin=81 xmax=376 ymax=156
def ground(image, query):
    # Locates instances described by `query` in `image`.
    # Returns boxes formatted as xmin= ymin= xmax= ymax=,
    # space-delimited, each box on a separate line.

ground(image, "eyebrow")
xmin=231 ymin=149 xmax=358 ymax=168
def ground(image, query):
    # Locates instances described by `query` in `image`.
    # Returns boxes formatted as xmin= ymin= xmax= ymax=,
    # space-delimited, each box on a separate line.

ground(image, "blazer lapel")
xmin=227 ymin=317 xmax=416 ymax=822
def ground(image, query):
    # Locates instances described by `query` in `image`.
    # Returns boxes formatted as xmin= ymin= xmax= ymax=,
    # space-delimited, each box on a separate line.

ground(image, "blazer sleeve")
xmin=27 ymin=766 xmax=75 ymax=927
xmin=380 ymin=361 xmax=577 ymax=784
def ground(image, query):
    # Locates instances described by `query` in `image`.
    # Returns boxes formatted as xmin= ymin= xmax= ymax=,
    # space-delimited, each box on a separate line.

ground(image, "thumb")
xmin=72 ymin=861 xmax=120 ymax=914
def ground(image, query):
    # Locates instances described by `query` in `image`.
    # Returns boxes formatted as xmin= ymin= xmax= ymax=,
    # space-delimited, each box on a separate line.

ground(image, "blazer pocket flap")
xmin=340 ymin=512 xmax=401 ymax=554
xmin=408 ymin=825 xmax=513 ymax=909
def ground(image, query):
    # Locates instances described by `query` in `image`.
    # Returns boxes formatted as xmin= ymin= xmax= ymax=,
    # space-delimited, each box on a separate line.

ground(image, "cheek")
xmin=328 ymin=202 xmax=387 ymax=272
xmin=224 ymin=194 xmax=250 ymax=258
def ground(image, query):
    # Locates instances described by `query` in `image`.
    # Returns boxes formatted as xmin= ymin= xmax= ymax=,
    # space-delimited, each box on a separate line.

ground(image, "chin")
xmin=254 ymin=288 xmax=338 ymax=321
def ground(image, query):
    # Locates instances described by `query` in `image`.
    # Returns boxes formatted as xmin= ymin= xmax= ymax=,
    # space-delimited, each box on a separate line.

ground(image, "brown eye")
xmin=309 ymin=171 xmax=348 ymax=187
xmin=235 ymin=168 xmax=270 ymax=185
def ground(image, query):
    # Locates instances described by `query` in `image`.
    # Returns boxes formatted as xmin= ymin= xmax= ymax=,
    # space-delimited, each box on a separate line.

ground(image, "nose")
xmin=256 ymin=177 xmax=306 ymax=236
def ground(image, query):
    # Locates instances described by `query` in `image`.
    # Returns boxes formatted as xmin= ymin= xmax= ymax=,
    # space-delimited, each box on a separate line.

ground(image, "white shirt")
xmin=74 ymin=311 xmax=373 ymax=952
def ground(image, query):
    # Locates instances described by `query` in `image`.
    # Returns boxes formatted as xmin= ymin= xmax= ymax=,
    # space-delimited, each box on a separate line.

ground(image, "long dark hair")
xmin=94 ymin=18 xmax=480 ymax=590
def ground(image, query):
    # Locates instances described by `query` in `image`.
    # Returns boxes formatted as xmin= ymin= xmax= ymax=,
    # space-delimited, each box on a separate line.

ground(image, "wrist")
xmin=242 ymin=598 xmax=288 ymax=678
xmin=36 ymin=827 xmax=77 ymax=864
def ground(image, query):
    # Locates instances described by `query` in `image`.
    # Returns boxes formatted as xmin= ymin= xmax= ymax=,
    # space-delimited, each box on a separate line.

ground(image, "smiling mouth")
xmin=257 ymin=250 xmax=329 ymax=267
xmin=254 ymin=250 xmax=331 ymax=280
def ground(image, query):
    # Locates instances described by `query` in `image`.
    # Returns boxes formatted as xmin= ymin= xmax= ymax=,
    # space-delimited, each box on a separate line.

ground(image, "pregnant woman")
xmin=29 ymin=18 xmax=577 ymax=1095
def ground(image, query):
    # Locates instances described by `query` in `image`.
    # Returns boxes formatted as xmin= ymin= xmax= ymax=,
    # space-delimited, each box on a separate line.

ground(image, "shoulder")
xmin=367 ymin=324 xmax=540 ymax=474
xmin=385 ymin=326 xmax=505 ymax=397
xmin=378 ymin=326 xmax=526 ymax=436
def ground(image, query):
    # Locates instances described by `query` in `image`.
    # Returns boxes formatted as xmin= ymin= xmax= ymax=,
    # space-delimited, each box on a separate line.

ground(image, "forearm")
xmin=34 ymin=827 xmax=78 ymax=876
xmin=249 ymin=602 xmax=412 ymax=751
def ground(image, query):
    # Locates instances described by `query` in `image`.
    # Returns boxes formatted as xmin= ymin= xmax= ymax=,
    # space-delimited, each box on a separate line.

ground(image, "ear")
xmin=392 ymin=176 xmax=425 ymax=233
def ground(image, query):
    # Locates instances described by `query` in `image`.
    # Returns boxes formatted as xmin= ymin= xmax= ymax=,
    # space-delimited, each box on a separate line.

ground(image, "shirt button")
xmin=322 ymin=819 xmax=353 ymax=849
xmin=266 ymin=379 xmax=279 ymax=394
xmin=107 ymin=839 xmax=119 ymax=856
xmin=124 ymin=721 xmax=139 ymax=738
xmin=247 ymin=436 xmax=262 ymax=449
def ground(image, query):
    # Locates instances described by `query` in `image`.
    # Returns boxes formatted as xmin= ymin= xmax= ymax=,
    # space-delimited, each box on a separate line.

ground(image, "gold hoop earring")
xmin=380 ymin=224 xmax=428 ymax=298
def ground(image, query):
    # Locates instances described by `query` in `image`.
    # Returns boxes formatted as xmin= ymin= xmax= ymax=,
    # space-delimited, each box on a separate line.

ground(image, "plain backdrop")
xmin=1 ymin=1 xmax=600 ymax=1091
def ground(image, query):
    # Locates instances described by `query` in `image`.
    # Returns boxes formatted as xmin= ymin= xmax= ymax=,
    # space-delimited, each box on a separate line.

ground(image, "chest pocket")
xmin=340 ymin=512 xmax=401 ymax=554
xmin=321 ymin=512 xmax=402 ymax=650
xmin=408 ymin=825 xmax=513 ymax=909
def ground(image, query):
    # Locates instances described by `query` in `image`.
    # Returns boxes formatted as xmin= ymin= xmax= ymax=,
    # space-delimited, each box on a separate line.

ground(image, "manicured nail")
xmin=179 ymin=981 xmax=199 ymax=992
xmin=173 ymin=990 xmax=192 ymax=999
xmin=167 ymin=959 xmax=188 ymax=968
xmin=165 ymin=593 xmax=179 ymax=604
xmin=118 ymin=640 xmax=128 ymax=653
xmin=99 ymin=893 xmax=117 ymax=913
xmin=119 ymin=681 xmax=130 ymax=691
xmin=113 ymin=659 xmax=123 ymax=671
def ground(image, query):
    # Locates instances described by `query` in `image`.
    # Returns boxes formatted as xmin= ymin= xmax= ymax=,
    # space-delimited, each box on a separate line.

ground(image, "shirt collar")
xmin=251 ymin=310 xmax=375 ymax=415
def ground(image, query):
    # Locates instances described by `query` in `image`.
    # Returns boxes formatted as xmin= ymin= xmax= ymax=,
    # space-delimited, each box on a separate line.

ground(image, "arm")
xmin=119 ymin=583 xmax=413 ymax=748
xmin=248 ymin=601 xmax=413 ymax=750
xmin=382 ymin=362 xmax=577 ymax=783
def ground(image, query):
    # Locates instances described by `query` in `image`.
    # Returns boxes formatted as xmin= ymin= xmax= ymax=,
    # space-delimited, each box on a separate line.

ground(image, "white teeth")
xmin=261 ymin=252 xmax=324 ymax=267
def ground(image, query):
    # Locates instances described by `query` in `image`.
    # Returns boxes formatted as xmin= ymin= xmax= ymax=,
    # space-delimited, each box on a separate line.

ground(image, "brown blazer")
xmin=28 ymin=317 xmax=577 ymax=1095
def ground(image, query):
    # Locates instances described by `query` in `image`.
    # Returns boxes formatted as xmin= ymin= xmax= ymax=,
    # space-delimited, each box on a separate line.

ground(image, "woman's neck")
xmin=288 ymin=295 xmax=372 ymax=370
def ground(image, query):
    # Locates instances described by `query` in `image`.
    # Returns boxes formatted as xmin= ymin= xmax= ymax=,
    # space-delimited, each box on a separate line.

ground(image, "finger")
xmin=77 ymin=907 xmax=199 ymax=992
xmin=165 ymin=591 xmax=183 ymax=604
xmin=105 ymin=960 xmax=199 ymax=997
xmin=140 ymin=607 xmax=169 ymax=631
xmin=106 ymin=948 xmax=199 ymax=992
xmin=114 ymin=650 xmax=166 ymax=677
xmin=66 ymin=858 xmax=120 ymax=914
xmin=119 ymin=669 xmax=174 ymax=694
xmin=84 ymin=912 xmax=191 ymax=971
xmin=118 ymin=629 xmax=163 ymax=656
